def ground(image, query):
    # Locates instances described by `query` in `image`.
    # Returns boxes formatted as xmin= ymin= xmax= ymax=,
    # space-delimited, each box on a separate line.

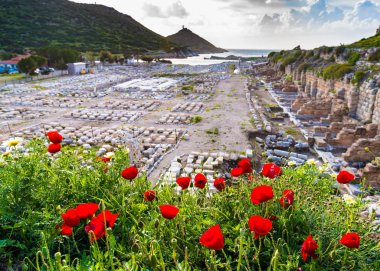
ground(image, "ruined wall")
xmin=359 ymin=163 xmax=380 ymax=189
xmin=356 ymin=81 xmax=379 ymax=123
xmin=286 ymin=67 xmax=379 ymax=124
xmin=372 ymin=90 xmax=380 ymax=124
xmin=342 ymin=136 xmax=380 ymax=163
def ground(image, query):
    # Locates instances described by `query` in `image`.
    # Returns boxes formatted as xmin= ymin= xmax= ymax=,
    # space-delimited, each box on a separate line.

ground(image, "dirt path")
xmin=147 ymin=75 xmax=251 ymax=181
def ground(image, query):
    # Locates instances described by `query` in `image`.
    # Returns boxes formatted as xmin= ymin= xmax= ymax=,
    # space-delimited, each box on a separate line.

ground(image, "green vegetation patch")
xmin=322 ymin=63 xmax=353 ymax=80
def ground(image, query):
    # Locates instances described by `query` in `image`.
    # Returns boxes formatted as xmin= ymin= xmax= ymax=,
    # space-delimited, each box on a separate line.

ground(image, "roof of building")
xmin=0 ymin=55 xmax=30 ymax=65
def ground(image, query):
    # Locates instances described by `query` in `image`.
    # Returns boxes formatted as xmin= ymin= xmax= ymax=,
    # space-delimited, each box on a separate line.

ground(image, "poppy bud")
xmin=154 ymin=219 xmax=160 ymax=228
xmin=171 ymin=238 xmax=178 ymax=245
xmin=149 ymin=255 xmax=157 ymax=268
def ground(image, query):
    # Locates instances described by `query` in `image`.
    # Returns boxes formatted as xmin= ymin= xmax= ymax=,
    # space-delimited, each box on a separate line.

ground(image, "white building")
xmin=67 ymin=62 xmax=87 ymax=75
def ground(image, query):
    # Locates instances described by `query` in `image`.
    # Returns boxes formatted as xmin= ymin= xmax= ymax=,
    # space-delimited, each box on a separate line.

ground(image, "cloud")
xmin=143 ymin=1 xmax=189 ymax=18
xmin=349 ymin=0 xmax=380 ymax=20
xmin=259 ymin=0 xmax=379 ymax=33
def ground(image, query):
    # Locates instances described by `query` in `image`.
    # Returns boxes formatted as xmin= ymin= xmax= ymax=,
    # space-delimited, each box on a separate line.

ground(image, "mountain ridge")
xmin=167 ymin=28 xmax=226 ymax=54
xmin=0 ymin=0 xmax=167 ymax=53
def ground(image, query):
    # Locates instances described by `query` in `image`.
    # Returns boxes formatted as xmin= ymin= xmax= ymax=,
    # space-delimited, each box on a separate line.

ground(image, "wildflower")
xmin=144 ymin=190 xmax=156 ymax=201
xmin=101 ymin=156 xmax=111 ymax=162
xmin=176 ymin=176 xmax=191 ymax=190
xmin=342 ymin=194 xmax=356 ymax=205
xmin=199 ymin=225 xmax=225 ymax=250
xmin=339 ymin=232 xmax=360 ymax=249
xmin=60 ymin=224 xmax=73 ymax=236
xmin=194 ymin=173 xmax=207 ymax=189
xmin=75 ymin=203 xmax=99 ymax=219
xmin=47 ymin=131 xmax=63 ymax=144
xmin=159 ymin=205 xmax=179 ymax=219
xmin=306 ymin=159 xmax=317 ymax=165
xmin=301 ymin=235 xmax=318 ymax=262
xmin=280 ymin=189 xmax=295 ymax=209
xmin=288 ymin=161 xmax=297 ymax=166
xmin=85 ymin=216 xmax=106 ymax=240
xmin=121 ymin=166 xmax=138 ymax=180
xmin=261 ymin=163 xmax=281 ymax=179
xmin=238 ymin=158 xmax=253 ymax=174
xmin=337 ymin=170 xmax=355 ymax=184
xmin=61 ymin=209 xmax=80 ymax=227
xmin=85 ymin=210 xmax=118 ymax=240
xmin=4 ymin=137 xmax=22 ymax=147
xmin=48 ymin=143 xmax=61 ymax=154
xmin=231 ymin=167 xmax=243 ymax=177
xmin=214 ymin=177 xmax=226 ymax=191
xmin=104 ymin=152 xmax=115 ymax=158
xmin=248 ymin=215 xmax=273 ymax=238
xmin=251 ymin=185 xmax=274 ymax=204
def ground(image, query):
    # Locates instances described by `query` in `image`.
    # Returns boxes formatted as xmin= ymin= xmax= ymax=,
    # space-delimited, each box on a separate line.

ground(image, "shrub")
xmin=190 ymin=115 xmax=202 ymax=123
xmin=351 ymin=70 xmax=368 ymax=86
xmin=322 ymin=63 xmax=353 ymax=80
xmin=347 ymin=51 xmax=361 ymax=65
xmin=368 ymin=50 xmax=380 ymax=62
xmin=297 ymin=63 xmax=310 ymax=72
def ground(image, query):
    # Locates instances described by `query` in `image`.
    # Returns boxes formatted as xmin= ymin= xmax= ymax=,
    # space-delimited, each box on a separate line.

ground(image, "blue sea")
xmin=166 ymin=49 xmax=277 ymax=66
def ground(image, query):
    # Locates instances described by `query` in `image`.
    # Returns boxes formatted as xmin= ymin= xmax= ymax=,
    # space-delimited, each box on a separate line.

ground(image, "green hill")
xmin=0 ymin=0 xmax=168 ymax=53
xmin=167 ymin=28 xmax=226 ymax=54
xmin=349 ymin=33 xmax=380 ymax=48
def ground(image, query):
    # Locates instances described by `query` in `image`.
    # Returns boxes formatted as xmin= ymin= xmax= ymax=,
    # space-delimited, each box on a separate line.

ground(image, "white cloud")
xmin=143 ymin=1 xmax=189 ymax=18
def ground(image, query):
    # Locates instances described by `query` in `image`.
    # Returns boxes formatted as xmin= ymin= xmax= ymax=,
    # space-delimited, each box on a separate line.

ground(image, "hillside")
xmin=349 ymin=33 xmax=380 ymax=48
xmin=167 ymin=28 xmax=226 ymax=54
xmin=0 ymin=0 xmax=168 ymax=53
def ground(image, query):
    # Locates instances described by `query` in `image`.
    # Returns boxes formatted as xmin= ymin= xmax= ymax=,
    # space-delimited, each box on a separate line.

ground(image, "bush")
xmin=190 ymin=115 xmax=203 ymax=123
xmin=368 ymin=50 xmax=380 ymax=62
xmin=351 ymin=70 xmax=368 ymax=86
xmin=0 ymin=141 xmax=379 ymax=270
xmin=347 ymin=51 xmax=361 ymax=65
xmin=322 ymin=63 xmax=353 ymax=80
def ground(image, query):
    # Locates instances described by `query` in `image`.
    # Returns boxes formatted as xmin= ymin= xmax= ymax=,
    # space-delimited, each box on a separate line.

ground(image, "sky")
xmin=71 ymin=0 xmax=380 ymax=50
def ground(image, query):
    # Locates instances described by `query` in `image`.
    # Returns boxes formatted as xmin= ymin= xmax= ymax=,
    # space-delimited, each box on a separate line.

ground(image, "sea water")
xmin=166 ymin=49 xmax=277 ymax=66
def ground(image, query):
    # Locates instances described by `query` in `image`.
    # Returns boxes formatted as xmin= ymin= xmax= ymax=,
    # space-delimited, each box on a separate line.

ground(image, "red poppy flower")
xmin=48 ymin=143 xmax=61 ymax=154
xmin=176 ymin=176 xmax=191 ymax=190
xmin=159 ymin=205 xmax=179 ymax=219
xmin=75 ymin=203 xmax=98 ymax=219
xmin=47 ymin=131 xmax=63 ymax=144
xmin=60 ymin=223 xmax=73 ymax=236
xmin=250 ymin=185 xmax=274 ymax=204
xmin=280 ymin=189 xmax=295 ymax=208
xmin=248 ymin=175 xmax=256 ymax=181
xmin=101 ymin=157 xmax=111 ymax=163
xmin=214 ymin=177 xmax=226 ymax=191
xmin=199 ymin=224 xmax=225 ymax=250
xmin=121 ymin=166 xmax=138 ymax=180
xmin=194 ymin=173 xmax=207 ymax=189
xmin=337 ymin=171 xmax=355 ymax=184
xmin=248 ymin=215 xmax=273 ymax=238
xmin=144 ymin=190 xmax=156 ymax=201
xmin=301 ymin=235 xmax=318 ymax=262
xmin=231 ymin=167 xmax=243 ymax=177
xmin=339 ymin=232 xmax=360 ymax=249
xmin=96 ymin=210 xmax=118 ymax=228
xmin=61 ymin=209 xmax=80 ymax=227
xmin=261 ymin=163 xmax=282 ymax=179
xmin=85 ymin=216 xmax=106 ymax=240
xmin=238 ymin=158 xmax=253 ymax=174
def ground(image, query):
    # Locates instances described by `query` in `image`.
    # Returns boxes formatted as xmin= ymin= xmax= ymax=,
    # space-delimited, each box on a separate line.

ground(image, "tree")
xmin=18 ymin=55 xmax=47 ymax=75
xmin=36 ymin=46 xmax=80 ymax=68
xmin=99 ymin=50 xmax=112 ymax=63
xmin=0 ymin=52 xmax=13 ymax=60
xmin=141 ymin=56 xmax=154 ymax=63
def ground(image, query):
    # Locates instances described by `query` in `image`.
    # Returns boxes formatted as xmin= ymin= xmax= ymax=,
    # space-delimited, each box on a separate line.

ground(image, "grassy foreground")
xmin=0 ymin=140 xmax=379 ymax=270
